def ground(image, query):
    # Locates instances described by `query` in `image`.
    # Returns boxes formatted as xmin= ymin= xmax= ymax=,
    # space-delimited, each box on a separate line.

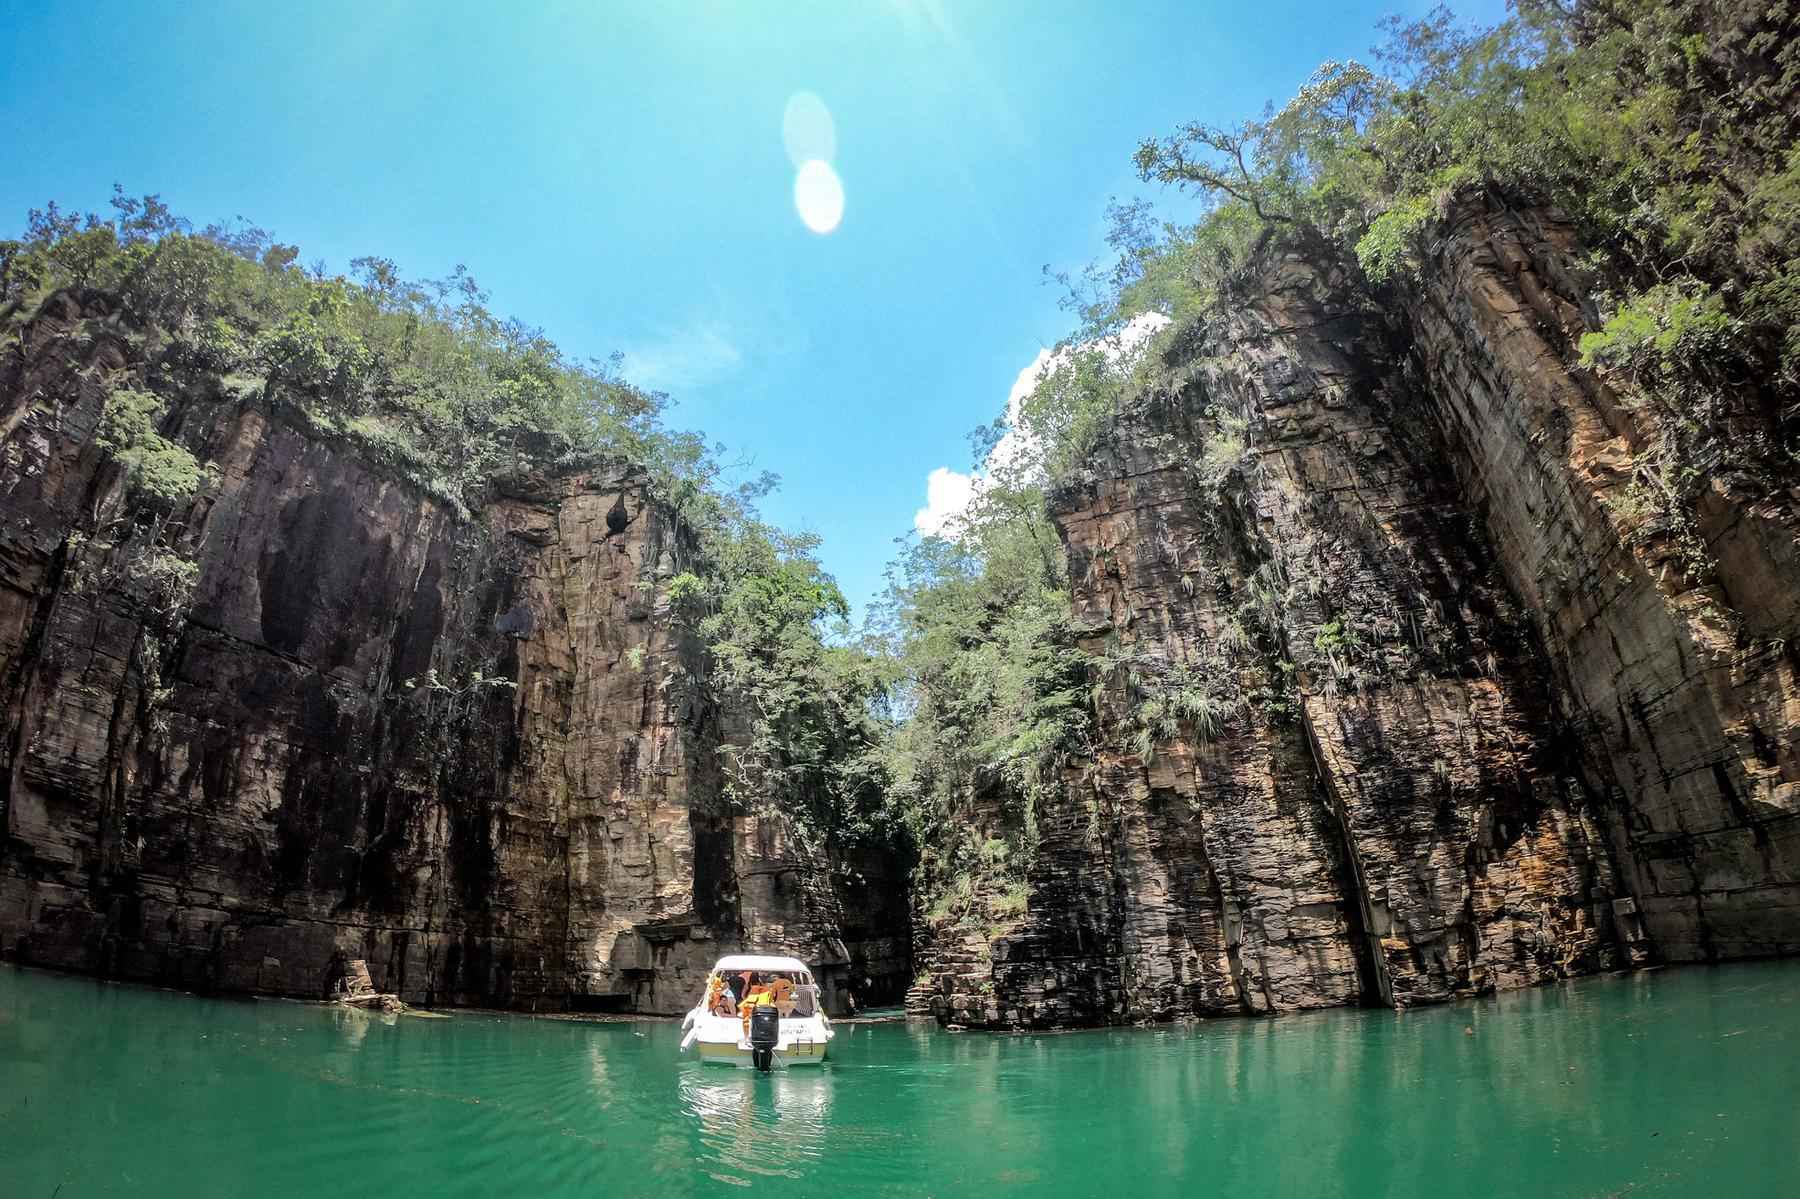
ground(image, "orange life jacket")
xmin=739 ymin=989 xmax=776 ymax=1034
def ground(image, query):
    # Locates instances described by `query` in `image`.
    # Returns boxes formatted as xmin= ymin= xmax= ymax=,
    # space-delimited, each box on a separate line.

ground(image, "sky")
xmin=0 ymin=0 xmax=1506 ymax=617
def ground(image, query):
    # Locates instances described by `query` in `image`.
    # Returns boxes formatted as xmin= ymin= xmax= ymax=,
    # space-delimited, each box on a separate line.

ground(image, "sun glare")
xmin=793 ymin=159 xmax=845 ymax=234
xmin=782 ymin=92 xmax=836 ymax=166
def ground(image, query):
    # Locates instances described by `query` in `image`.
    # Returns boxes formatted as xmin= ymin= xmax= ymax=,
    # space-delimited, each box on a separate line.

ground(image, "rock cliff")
xmin=0 ymin=289 xmax=906 ymax=1012
xmin=920 ymin=192 xmax=1797 ymax=1028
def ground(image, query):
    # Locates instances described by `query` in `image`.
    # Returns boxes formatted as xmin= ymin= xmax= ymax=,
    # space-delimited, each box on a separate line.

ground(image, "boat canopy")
xmin=711 ymin=954 xmax=813 ymax=974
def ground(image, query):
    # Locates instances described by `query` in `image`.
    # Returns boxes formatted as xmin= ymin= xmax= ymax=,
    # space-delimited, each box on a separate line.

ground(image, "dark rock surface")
xmin=921 ymin=195 xmax=1793 ymax=1028
xmin=0 ymin=290 xmax=906 ymax=1013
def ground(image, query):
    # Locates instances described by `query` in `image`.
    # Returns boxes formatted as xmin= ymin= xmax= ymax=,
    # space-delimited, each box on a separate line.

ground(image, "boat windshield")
xmin=699 ymin=968 xmax=820 ymax=1016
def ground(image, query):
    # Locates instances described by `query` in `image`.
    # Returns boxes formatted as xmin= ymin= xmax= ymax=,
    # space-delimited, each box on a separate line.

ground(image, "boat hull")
xmin=693 ymin=1038 xmax=829 ymax=1067
xmin=682 ymin=1010 xmax=832 ymax=1067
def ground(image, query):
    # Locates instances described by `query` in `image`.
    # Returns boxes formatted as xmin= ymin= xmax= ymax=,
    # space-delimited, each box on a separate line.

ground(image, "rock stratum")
xmin=0 ymin=289 xmax=906 ymax=1013
xmin=915 ymin=192 xmax=1800 ymax=1027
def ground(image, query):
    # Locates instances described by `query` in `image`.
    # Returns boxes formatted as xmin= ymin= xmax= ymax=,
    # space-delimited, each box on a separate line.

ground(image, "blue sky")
xmin=0 ymin=0 xmax=1504 ymax=615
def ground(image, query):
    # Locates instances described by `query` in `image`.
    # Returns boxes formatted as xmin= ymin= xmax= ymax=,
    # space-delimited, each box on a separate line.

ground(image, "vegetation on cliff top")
xmin=0 ymin=189 xmax=705 ymax=515
xmin=1116 ymin=0 xmax=1797 ymax=578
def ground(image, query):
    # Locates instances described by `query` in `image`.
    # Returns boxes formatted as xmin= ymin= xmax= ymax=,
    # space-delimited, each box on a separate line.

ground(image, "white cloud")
xmin=913 ymin=466 xmax=978 ymax=537
xmin=913 ymin=312 xmax=1171 ymax=540
xmin=620 ymin=320 xmax=743 ymax=393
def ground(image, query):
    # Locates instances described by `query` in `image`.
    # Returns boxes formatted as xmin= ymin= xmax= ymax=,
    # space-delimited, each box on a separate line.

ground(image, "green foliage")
xmin=1014 ymin=347 xmax=1132 ymax=481
xmin=96 ymin=387 xmax=212 ymax=504
xmin=925 ymin=872 xmax=976 ymax=923
xmin=1196 ymin=410 xmax=1251 ymax=490
xmin=1311 ymin=617 xmax=1369 ymax=684
xmin=1578 ymin=281 xmax=1738 ymax=379
xmin=1355 ymin=193 xmax=1436 ymax=283
xmin=1110 ymin=655 xmax=1241 ymax=764
xmin=137 ymin=548 xmax=201 ymax=623
xmin=666 ymin=571 xmax=706 ymax=607
xmin=870 ymin=492 xmax=1094 ymax=912
xmin=670 ymin=507 xmax=895 ymax=849
xmin=401 ymin=667 xmax=519 ymax=696
xmin=3 ymin=188 xmax=702 ymax=517
xmin=1057 ymin=0 xmax=1800 ymax=593
xmin=1575 ymin=277 xmax=1748 ymax=579
xmin=1311 ymin=618 xmax=1361 ymax=657
xmin=1110 ymin=1 xmax=1799 ymax=371
xmin=991 ymin=882 xmax=1030 ymax=920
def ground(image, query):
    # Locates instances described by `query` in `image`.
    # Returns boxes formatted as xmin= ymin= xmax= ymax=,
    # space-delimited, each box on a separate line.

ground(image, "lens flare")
xmin=782 ymin=92 xmax=837 ymax=166
xmin=793 ymin=160 xmax=844 ymax=234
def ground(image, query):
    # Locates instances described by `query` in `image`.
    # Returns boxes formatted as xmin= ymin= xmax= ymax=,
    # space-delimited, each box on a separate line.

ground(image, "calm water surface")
xmin=3 ymin=962 xmax=1797 ymax=1197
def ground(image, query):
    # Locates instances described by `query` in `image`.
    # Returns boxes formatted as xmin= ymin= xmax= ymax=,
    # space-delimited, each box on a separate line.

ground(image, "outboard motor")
xmin=748 ymin=1003 xmax=780 ymax=1072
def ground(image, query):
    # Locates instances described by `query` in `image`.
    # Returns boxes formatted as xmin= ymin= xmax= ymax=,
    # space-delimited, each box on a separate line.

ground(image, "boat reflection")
xmin=677 ymin=1063 xmax=834 ymax=1182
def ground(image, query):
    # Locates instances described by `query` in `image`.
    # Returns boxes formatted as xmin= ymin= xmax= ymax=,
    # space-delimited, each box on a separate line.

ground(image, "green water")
xmin=3 ymin=964 xmax=1798 ymax=1197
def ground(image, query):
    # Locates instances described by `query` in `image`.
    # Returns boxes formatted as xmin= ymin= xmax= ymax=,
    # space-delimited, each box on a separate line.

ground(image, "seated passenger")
xmin=740 ymin=985 xmax=777 ymax=1035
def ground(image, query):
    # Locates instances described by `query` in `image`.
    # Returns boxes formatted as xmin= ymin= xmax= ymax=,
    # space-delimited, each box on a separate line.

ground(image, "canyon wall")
xmin=1408 ymin=197 xmax=1800 ymax=963
xmin=0 ymin=289 xmax=905 ymax=1012
xmin=922 ymin=192 xmax=1796 ymax=1028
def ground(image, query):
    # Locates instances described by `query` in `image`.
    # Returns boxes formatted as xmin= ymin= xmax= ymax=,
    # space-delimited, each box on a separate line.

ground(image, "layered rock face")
xmin=0 ymin=290 xmax=904 ymax=1012
xmin=930 ymin=193 xmax=1798 ymax=1028
xmin=1408 ymin=197 xmax=1800 ymax=962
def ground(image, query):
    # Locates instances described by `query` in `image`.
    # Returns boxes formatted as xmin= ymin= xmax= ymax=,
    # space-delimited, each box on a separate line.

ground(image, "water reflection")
xmin=329 ymin=1005 xmax=375 ymax=1047
xmin=678 ymin=1065 xmax=834 ymax=1183
xmin=585 ymin=1037 xmax=610 ymax=1099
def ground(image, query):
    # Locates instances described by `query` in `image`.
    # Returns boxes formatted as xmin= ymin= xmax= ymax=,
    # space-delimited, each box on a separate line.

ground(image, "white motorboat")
xmin=678 ymin=953 xmax=834 ymax=1069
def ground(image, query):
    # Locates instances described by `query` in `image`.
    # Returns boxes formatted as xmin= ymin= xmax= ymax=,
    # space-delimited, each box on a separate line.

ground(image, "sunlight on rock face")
xmin=782 ymin=92 xmax=836 ymax=166
xmin=794 ymin=160 xmax=844 ymax=234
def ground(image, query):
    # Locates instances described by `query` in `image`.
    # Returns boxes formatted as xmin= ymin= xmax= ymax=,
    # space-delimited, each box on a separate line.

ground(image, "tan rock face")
xmin=1408 ymin=195 xmax=1800 ymax=962
xmin=0 ymin=291 xmax=905 ymax=1012
xmin=930 ymin=204 xmax=1768 ymax=1027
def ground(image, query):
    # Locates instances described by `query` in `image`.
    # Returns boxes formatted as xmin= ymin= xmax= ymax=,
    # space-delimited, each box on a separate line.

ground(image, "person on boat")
xmin=711 ymin=980 xmax=737 ymax=1016
xmin=768 ymin=975 xmax=795 ymax=1015
xmin=740 ymin=988 xmax=779 ymax=1037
